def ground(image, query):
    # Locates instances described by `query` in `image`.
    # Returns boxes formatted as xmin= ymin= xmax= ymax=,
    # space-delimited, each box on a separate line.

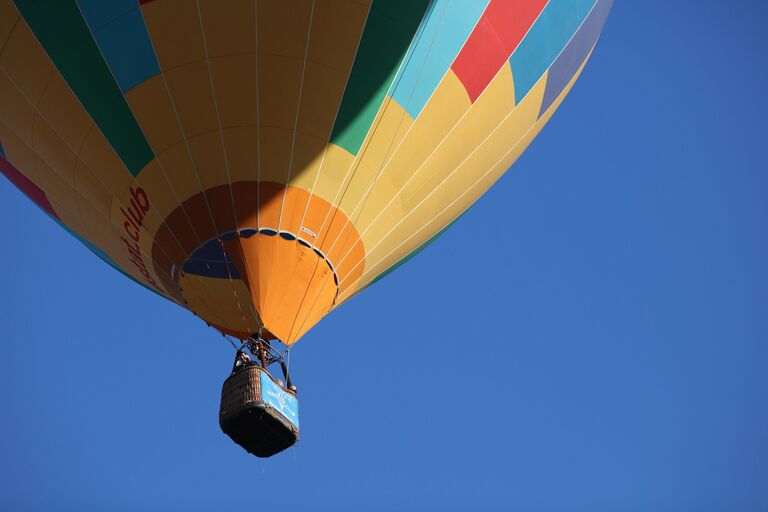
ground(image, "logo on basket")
xmin=260 ymin=372 xmax=299 ymax=427
xmin=275 ymin=390 xmax=287 ymax=410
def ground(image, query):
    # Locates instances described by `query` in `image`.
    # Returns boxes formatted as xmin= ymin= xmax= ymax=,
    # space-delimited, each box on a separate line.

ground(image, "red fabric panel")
xmin=0 ymin=155 xmax=60 ymax=221
xmin=451 ymin=0 xmax=547 ymax=102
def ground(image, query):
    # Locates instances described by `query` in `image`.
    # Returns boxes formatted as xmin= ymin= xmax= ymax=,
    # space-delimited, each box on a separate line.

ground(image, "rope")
xmin=218 ymin=237 xmax=256 ymax=336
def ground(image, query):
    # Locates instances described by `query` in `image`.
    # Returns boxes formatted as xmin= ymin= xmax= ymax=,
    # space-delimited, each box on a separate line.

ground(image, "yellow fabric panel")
xmin=187 ymin=131 xmax=230 ymax=193
xmin=357 ymin=65 xmax=516 ymax=255
xmin=209 ymin=55 xmax=258 ymax=129
xmin=32 ymin=155 xmax=76 ymax=212
xmin=163 ymin=62 xmax=218 ymax=139
xmin=334 ymin=99 xmax=414 ymax=219
xmin=260 ymin=0 xmax=371 ymax=229
xmin=0 ymin=72 xmax=34 ymax=141
xmin=0 ymin=122 xmax=36 ymax=181
xmin=252 ymin=1 xmax=310 ymax=186
xmin=295 ymin=0 xmax=369 ymax=139
xmin=221 ymin=127 xmax=260 ymax=185
xmin=303 ymin=143 xmax=355 ymax=208
xmin=309 ymin=0 xmax=370 ymax=70
xmin=341 ymin=76 xmax=547 ymax=293
xmin=341 ymin=56 xmax=594 ymax=300
xmin=294 ymin=59 xmax=349 ymax=140
xmin=31 ymin=119 xmax=76 ymax=187
xmin=141 ymin=0 xmax=205 ymax=70
xmin=155 ymin=142 xmax=205 ymax=203
xmin=48 ymin=197 xmax=89 ymax=237
xmin=73 ymin=161 xmax=111 ymax=218
xmin=132 ymin=159 xmax=187 ymax=234
xmin=0 ymin=16 xmax=49 ymax=105
xmin=198 ymin=0 xmax=255 ymax=59
xmin=78 ymin=199 xmax=121 ymax=252
xmin=291 ymin=0 xmax=371 ymax=142
xmin=257 ymin=0 xmax=313 ymax=60
xmin=125 ymin=76 xmax=185 ymax=154
xmin=178 ymin=273 xmax=260 ymax=337
xmin=282 ymin=131 xmax=326 ymax=193
xmin=77 ymin=126 xmax=132 ymax=193
xmin=143 ymin=2 xmax=233 ymax=202
xmin=257 ymin=126 xmax=293 ymax=185
xmin=353 ymin=70 xmax=471 ymax=231
xmin=258 ymin=52 xmax=303 ymax=130
xmin=0 ymin=0 xmax=19 ymax=48
xmin=36 ymin=74 xmax=92 ymax=159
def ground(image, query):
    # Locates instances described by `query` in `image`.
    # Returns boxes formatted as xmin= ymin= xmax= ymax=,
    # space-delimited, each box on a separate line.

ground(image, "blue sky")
xmin=1 ymin=1 xmax=767 ymax=510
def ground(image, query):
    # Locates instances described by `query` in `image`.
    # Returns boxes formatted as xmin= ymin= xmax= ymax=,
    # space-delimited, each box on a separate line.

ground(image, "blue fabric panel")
xmin=391 ymin=0 xmax=489 ymax=118
xmin=539 ymin=0 xmax=612 ymax=116
xmin=509 ymin=0 xmax=596 ymax=103
xmin=182 ymin=239 xmax=241 ymax=279
xmin=77 ymin=0 xmax=160 ymax=92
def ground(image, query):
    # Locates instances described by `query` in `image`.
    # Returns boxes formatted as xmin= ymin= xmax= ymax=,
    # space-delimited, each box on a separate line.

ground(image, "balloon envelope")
xmin=0 ymin=0 xmax=611 ymax=343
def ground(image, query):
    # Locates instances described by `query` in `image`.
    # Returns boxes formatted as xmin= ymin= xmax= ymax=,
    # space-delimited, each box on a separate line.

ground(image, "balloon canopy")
xmin=0 ymin=0 xmax=611 ymax=344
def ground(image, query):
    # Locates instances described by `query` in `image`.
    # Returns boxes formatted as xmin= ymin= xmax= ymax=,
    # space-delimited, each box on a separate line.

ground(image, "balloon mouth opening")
xmin=176 ymin=228 xmax=338 ymax=285
xmin=176 ymin=230 xmax=342 ymax=343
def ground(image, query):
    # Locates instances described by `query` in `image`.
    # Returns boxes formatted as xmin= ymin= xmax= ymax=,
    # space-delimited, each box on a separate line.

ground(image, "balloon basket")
xmin=219 ymin=365 xmax=300 ymax=457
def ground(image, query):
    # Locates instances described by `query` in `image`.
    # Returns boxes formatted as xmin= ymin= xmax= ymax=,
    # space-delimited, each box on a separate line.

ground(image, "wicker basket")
xmin=219 ymin=365 xmax=299 ymax=457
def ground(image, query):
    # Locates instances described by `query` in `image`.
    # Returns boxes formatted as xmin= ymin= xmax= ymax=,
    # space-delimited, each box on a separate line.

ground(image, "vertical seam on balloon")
xmin=275 ymin=0 xmax=315 ymax=232
xmin=195 ymin=0 xmax=257 ymax=336
xmin=272 ymin=0 xmax=318 ymax=341
xmin=294 ymin=1 xmax=373 ymax=239
xmin=0 ymin=14 xmax=21 ymax=55
xmin=254 ymin=2 xmax=261 ymax=230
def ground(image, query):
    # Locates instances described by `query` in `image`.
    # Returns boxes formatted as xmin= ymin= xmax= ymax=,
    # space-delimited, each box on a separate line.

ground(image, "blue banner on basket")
xmin=260 ymin=372 xmax=299 ymax=428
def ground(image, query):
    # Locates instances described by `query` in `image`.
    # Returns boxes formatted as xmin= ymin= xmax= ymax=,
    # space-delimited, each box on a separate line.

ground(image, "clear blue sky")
xmin=1 ymin=1 xmax=766 ymax=510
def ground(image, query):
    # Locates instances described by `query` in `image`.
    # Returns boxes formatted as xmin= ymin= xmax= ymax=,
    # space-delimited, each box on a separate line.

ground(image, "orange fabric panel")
xmin=225 ymin=233 xmax=337 ymax=344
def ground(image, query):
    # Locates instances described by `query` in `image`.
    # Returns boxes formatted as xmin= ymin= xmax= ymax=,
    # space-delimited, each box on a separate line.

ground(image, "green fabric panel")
xmin=330 ymin=0 xmax=431 ymax=155
xmin=366 ymin=213 xmax=465 ymax=289
xmin=14 ymin=0 xmax=154 ymax=176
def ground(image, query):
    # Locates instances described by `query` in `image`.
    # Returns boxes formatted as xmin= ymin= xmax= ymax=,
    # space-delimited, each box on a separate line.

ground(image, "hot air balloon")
xmin=0 ymin=0 xmax=612 ymax=456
